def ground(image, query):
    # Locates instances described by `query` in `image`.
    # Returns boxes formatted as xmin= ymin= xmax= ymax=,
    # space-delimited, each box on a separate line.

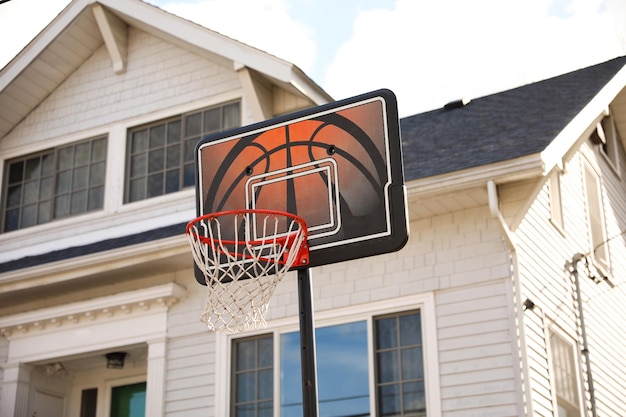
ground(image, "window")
xmin=549 ymin=170 xmax=564 ymax=231
xmin=230 ymin=310 xmax=426 ymax=417
xmin=375 ymin=311 xmax=425 ymax=416
xmin=549 ymin=330 xmax=581 ymax=417
xmin=583 ymin=161 xmax=609 ymax=272
xmin=2 ymin=136 xmax=107 ymax=232
xmin=232 ymin=335 xmax=274 ymax=417
xmin=126 ymin=101 xmax=240 ymax=202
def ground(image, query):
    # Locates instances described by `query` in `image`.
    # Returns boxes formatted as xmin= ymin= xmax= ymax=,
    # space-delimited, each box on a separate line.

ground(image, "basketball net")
xmin=186 ymin=210 xmax=309 ymax=333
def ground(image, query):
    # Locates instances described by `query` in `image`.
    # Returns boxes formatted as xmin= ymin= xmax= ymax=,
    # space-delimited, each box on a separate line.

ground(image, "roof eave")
xmin=406 ymin=153 xmax=545 ymax=198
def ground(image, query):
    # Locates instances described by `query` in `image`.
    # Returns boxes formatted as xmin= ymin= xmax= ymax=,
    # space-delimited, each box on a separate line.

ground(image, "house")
xmin=1 ymin=0 xmax=625 ymax=416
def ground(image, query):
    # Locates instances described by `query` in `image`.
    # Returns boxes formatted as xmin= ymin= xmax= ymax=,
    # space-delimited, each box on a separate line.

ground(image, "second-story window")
xmin=2 ymin=136 xmax=107 ymax=233
xmin=125 ymin=101 xmax=240 ymax=203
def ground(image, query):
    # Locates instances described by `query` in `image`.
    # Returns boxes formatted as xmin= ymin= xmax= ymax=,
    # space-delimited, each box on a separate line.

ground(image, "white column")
xmin=0 ymin=363 xmax=32 ymax=417
xmin=145 ymin=338 xmax=167 ymax=417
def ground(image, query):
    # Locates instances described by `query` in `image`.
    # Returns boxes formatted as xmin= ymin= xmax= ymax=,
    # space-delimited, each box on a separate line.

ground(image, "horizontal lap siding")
xmin=517 ymin=148 xmax=626 ymax=416
xmin=437 ymin=281 xmax=519 ymax=416
xmin=166 ymin=272 xmax=218 ymax=416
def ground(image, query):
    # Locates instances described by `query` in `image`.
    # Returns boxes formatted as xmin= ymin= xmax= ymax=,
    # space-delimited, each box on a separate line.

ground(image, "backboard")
xmin=193 ymin=89 xmax=408 ymax=284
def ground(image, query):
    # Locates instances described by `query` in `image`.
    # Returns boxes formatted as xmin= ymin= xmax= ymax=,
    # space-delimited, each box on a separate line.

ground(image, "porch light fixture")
xmin=105 ymin=352 xmax=127 ymax=369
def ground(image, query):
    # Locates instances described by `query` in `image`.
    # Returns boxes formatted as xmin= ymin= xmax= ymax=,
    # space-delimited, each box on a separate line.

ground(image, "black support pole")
xmin=297 ymin=267 xmax=319 ymax=417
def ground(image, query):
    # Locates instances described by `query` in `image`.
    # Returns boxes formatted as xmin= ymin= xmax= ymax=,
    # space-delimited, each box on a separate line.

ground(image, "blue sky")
xmin=1 ymin=0 xmax=625 ymax=116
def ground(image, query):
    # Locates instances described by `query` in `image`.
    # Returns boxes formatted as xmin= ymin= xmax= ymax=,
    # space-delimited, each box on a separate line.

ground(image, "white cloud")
xmin=323 ymin=0 xmax=625 ymax=116
xmin=157 ymin=0 xmax=317 ymax=74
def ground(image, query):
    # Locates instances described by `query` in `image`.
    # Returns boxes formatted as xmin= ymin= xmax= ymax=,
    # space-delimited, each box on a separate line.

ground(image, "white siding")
xmin=515 ymin=142 xmax=626 ymax=416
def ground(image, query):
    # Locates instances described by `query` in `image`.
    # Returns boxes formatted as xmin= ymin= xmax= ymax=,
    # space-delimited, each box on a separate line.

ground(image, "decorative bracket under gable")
xmin=92 ymin=4 xmax=128 ymax=74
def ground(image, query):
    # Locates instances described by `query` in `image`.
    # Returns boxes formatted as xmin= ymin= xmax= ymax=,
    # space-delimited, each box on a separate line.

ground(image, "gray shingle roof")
xmin=400 ymin=56 xmax=626 ymax=181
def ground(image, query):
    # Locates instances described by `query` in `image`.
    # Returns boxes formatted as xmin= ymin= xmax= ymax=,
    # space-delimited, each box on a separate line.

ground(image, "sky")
xmin=0 ymin=0 xmax=625 ymax=117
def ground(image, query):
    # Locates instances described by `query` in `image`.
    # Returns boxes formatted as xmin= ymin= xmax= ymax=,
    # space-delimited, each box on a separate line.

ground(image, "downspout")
xmin=487 ymin=180 xmax=531 ymax=417
xmin=567 ymin=254 xmax=597 ymax=417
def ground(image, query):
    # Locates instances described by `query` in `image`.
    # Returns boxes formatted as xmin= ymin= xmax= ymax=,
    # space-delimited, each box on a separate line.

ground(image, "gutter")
xmin=487 ymin=180 xmax=531 ymax=417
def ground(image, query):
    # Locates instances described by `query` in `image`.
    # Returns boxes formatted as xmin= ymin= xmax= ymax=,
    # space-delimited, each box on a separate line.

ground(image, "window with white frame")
xmin=2 ymin=135 xmax=107 ymax=233
xmin=549 ymin=170 xmax=564 ymax=231
xmin=583 ymin=161 xmax=609 ymax=272
xmin=549 ymin=329 xmax=582 ymax=417
xmin=229 ymin=309 xmax=428 ymax=417
xmin=125 ymin=101 xmax=240 ymax=203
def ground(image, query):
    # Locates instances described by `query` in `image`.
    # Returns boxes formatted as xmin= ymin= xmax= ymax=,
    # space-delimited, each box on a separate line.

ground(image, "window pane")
xmin=184 ymin=163 xmax=195 ymax=188
xmin=259 ymin=401 xmax=273 ymax=417
xmin=167 ymin=120 xmax=181 ymax=143
xmin=21 ymin=204 xmax=37 ymax=228
xmin=379 ymin=384 xmax=401 ymax=416
xmin=129 ymin=178 xmax=146 ymax=202
xmin=8 ymin=161 xmax=24 ymax=183
xmin=4 ymin=209 xmax=19 ymax=231
xmin=401 ymin=347 xmax=423 ymax=380
xmin=402 ymin=381 xmax=425 ymax=415
xmin=258 ymin=336 xmax=273 ymax=367
xmin=42 ymin=154 xmax=54 ymax=175
xmin=88 ymin=187 xmax=104 ymax=211
xmin=186 ymin=112 xmax=202 ymax=136
xmin=71 ymin=190 xmax=87 ymax=214
xmin=23 ymin=181 xmax=39 ymax=205
xmin=57 ymin=146 xmax=74 ymax=170
xmin=147 ymin=174 xmax=163 ymax=197
xmin=7 ymin=185 xmax=22 ymax=207
xmin=184 ymin=138 xmax=196 ymax=163
xmin=148 ymin=149 xmax=164 ymax=173
xmin=90 ymin=162 xmax=105 ymax=187
xmin=72 ymin=166 xmax=89 ymax=190
xmin=131 ymin=130 xmax=148 ymax=153
xmin=166 ymin=144 xmax=180 ymax=169
xmin=204 ymin=108 xmax=221 ymax=133
xmin=54 ymin=195 xmax=70 ymax=218
xmin=376 ymin=317 xmax=398 ymax=349
xmin=25 ymin=157 xmax=41 ymax=180
xmin=223 ymin=102 xmax=240 ymax=129
xmin=378 ymin=351 xmax=399 ymax=383
xmin=56 ymin=170 xmax=71 ymax=194
xmin=165 ymin=170 xmax=180 ymax=194
xmin=40 ymin=177 xmax=53 ymax=200
xmin=399 ymin=312 xmax=421 ymax=346
xmin=131 ymin=154 xmax=147 ymax=178
xmin=237 ymin=340 xmax=256 ymax=370
xmin=258 ymin=369 xmax=273 ymax=400
xmin=91 ymin=138 xmax=107 ymax=162
xmin=236 ymin=372 xmax=256 ymax=402
xmin=110 ymin=382 xmax=146 ymax=417
xmin=74 ymin=142 xmax=91 ymax=166
xmin=38 ymin=201 xmax=51 ymax=223
xmin=149 ymin=124 xmax=165 ymax=148
xmin=236 ymin=404 xmax=255 ymax=417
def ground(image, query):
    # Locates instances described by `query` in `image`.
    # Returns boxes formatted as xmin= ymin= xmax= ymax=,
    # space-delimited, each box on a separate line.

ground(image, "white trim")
xmin=215 ymin=292 xmax=441 ymax=417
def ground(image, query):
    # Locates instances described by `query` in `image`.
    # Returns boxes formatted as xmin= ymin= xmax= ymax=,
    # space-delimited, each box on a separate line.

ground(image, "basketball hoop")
xmin=186 ymin=209 xmax=309 ymax=333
